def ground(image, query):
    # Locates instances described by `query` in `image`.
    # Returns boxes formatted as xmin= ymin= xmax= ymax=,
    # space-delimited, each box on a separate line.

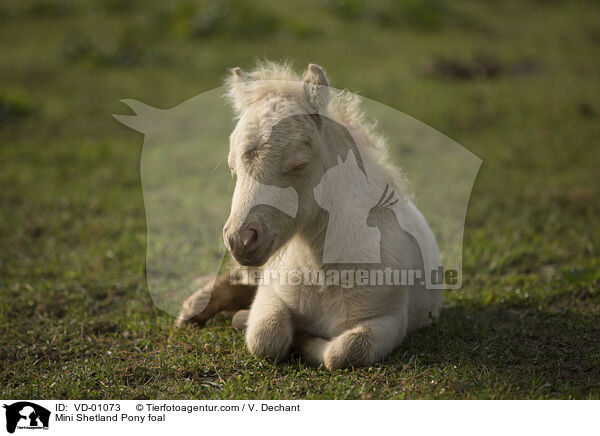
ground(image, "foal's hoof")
xmin=174 ymin=276 xmax=215 ymax=328
xmin=232 ymin=310 xmax=249 ymax=330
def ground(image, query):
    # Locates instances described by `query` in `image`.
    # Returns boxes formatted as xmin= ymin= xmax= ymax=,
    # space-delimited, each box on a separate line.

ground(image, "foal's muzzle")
xmin=223 ymin=221 xmax=274 ymax=266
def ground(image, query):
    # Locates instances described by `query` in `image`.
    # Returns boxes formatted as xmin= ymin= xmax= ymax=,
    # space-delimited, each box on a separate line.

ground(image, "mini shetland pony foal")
xmin=177 ymin=63 xmax=442 ymax=369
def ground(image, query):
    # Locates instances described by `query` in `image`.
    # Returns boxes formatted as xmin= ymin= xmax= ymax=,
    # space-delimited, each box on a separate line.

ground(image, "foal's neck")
xmin=297 ymin=208 xmax=329 ymax=267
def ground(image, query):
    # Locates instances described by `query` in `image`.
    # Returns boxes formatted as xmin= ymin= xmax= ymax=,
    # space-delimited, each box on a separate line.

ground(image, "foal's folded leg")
xmin=245 ymin=287 xmax=294 ymax=361
xmin=175 ymin=269 xmax=257 ymax=328
xmin=293 ymin=332 xmax=329 ymax=366
xmin=296 ymin=314 xmax=406 ymax=370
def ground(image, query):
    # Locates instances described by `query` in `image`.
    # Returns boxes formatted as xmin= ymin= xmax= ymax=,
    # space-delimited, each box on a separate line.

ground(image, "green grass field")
xmin=1 ymin=0 xmax=599 ymax=399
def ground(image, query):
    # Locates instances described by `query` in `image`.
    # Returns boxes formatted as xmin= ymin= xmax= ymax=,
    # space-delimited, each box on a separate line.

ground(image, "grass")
xmin=1 ymin=0 xmax=599 ymax=399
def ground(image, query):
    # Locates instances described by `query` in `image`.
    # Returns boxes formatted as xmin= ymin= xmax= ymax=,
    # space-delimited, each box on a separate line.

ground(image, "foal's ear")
xmin=303 ymin=64 xmax=329 ymax=113
xmin=230 ymin=67 xmax=248 ymax=82
xmin=225 ymin=67 xmax=250 ymax=115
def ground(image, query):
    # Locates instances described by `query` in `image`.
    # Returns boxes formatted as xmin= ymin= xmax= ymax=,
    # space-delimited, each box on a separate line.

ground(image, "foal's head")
xmin=222 ymin=63 xmax=334 ymax=266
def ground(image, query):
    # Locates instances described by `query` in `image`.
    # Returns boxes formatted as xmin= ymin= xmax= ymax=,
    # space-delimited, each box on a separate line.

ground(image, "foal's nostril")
xmin=239 ymin=223 xmax=263 ymax=252
xmin=241 ymin=228 xmax=258 ymax=248
xmin=226 ymin=222 xmax=270 ymax=265
xmin=226 ymin=222 xmax=265 ymax=261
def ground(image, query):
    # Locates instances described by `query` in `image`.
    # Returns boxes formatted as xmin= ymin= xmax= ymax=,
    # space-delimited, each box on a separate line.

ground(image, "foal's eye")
xmin=286 ymin=162 xmax=308 ymax=174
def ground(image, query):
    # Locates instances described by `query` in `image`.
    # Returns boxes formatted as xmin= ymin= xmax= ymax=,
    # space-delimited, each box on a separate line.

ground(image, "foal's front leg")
xmin=245 ymin=286 xmax=294 ymax=361
xmin=296 ymin=314 xmax=406 ymax=370
xmin=175 ymin=269 xmax=256 ymax=328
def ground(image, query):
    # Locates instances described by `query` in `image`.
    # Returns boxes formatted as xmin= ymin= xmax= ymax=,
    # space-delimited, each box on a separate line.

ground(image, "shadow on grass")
xmin=391 ymin=299 xmax=600 ymax=397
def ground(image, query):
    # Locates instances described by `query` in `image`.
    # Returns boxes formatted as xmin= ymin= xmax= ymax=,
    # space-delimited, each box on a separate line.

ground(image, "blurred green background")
xmin=1 ymin=0 xmax=599 ymax=399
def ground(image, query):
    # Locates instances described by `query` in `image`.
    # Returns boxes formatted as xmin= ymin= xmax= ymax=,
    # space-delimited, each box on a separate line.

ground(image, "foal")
xmin=177 ymin=62 xmax=442 ymax=369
